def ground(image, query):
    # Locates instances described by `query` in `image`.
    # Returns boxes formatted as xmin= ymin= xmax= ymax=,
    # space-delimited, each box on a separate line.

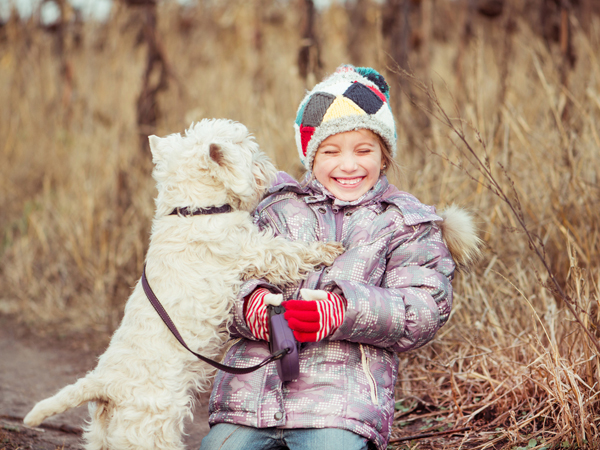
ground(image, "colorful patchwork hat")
xmin=294 ymin=65 xmax=397 ymax=169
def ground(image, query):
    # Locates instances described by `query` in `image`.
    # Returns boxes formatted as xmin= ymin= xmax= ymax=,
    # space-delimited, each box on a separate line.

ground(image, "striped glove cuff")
xmin=244 ymin=288 xmax=271 ymax=341
xmin=315 ymin=292 xmax=345 ymax=341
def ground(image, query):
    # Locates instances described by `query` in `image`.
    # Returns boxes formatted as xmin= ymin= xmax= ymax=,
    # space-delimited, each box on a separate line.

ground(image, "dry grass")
xmin=1 ymin=1 xmax=599 ymax=448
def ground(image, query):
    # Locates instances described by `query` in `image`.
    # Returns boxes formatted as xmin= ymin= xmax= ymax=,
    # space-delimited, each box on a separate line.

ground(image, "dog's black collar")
xmin=170 ymin=205 xmax=233 ymax=216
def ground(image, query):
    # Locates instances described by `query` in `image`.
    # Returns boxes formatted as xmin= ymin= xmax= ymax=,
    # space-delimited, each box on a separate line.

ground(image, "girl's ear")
xmin=148 ymin=135 xmax=163 ymax=163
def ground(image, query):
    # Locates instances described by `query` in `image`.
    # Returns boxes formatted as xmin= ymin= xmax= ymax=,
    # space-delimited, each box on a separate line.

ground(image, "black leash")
xmin=141 ymin=266 xmax=287 ymax=375
xmin=169 ymin=205 xmax=233 ymax=216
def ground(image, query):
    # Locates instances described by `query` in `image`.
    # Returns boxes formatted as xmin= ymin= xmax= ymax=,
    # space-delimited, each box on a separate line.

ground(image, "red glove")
xmin=283 ymin=289 xmax=346 ymax=342
xmin=244 ymin=288 xmax=283 ymax=341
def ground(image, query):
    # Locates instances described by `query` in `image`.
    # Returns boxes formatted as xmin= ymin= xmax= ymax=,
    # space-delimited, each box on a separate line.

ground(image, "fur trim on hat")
xmin=294 ymin=65 xmax=397 ymax=169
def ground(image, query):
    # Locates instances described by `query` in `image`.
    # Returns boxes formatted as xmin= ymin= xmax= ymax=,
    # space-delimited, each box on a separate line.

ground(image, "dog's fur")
xmin=23 ymin=119 xmax=343 ymax=450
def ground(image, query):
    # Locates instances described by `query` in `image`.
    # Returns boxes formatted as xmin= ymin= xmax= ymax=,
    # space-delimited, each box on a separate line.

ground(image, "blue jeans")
xmin=199 ymin=423 xmax=371 ymax=450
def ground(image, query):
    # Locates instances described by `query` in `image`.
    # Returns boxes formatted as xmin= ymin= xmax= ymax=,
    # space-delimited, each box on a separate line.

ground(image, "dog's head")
xmin=148 ymin=119 xmax=277 ymax=215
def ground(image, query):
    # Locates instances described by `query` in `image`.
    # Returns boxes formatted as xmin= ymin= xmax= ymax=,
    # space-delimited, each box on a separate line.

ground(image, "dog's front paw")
xmin=312 ymin=241 xmax=344 ymax=266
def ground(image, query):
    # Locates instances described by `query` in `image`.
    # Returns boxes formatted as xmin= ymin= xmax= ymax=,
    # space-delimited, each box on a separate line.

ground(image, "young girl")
xmin=200 ymin=65 xmax=480 ymax=450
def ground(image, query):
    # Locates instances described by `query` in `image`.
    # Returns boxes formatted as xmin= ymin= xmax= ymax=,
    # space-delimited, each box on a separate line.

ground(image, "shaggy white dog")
xmin=23 ymin=119 xmax=343 ymax=450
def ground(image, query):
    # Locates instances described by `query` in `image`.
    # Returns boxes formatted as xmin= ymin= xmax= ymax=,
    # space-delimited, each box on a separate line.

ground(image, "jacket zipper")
xmin=332 ymin=207 xmax=344 ymax=241
xmin=360 ymin=344 xmax=379 ymax=406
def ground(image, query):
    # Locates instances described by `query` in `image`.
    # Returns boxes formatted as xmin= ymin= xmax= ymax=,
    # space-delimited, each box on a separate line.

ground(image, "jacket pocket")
xmin=359 ymin=344 xmax=379 ymax=406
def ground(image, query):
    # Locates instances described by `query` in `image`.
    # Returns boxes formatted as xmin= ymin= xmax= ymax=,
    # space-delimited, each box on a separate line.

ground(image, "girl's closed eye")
xmin=320 ymin=148 xmax=340 ymax=155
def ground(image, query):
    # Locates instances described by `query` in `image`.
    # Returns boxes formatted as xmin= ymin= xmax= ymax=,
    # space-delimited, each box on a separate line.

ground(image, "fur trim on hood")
xmin=437 ymin=204 xmax=483 ymax=272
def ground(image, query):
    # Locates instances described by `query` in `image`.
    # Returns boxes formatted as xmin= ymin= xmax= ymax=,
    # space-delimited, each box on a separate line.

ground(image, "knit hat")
xmin=294 ymin=65 xmax=397 ymax=170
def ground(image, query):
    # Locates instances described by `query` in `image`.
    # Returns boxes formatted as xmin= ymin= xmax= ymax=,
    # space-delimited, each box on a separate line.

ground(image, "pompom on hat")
xmin=294 ymin=65 xmax=397 ymax=169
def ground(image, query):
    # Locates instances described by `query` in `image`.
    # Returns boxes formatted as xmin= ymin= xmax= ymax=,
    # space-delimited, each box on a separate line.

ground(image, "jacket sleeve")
xmin=227 ymin=206 xmax=284 ymax=340
xmin=328 ymin=220 xmax=455 ymax=352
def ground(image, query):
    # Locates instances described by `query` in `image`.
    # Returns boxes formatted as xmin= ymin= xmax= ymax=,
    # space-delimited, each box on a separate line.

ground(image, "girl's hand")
xmin=283 ymin=289 xmax=346 ymax=342
xmin=244 ymin=288 xmax=282 ymax=341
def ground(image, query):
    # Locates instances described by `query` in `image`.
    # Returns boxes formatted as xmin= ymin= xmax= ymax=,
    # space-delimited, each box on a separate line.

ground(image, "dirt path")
xmin=0 ymin=316 xmax=210 ymax=450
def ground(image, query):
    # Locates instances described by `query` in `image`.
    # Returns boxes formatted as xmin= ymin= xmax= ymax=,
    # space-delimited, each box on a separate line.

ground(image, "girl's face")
xmin=313 ymin=129 xmax=384 ymax=202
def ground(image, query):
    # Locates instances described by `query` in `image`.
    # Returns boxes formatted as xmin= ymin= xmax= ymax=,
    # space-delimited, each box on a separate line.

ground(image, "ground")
xmin=0 ymin=316 xmax=491 ymax=450
xmin=0 ymin=316 xmax=210 ymax=450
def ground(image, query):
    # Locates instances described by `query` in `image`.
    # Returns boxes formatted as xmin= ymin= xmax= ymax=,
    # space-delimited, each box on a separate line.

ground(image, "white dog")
xmin=24 ymin=119 xmax=343 ymax=449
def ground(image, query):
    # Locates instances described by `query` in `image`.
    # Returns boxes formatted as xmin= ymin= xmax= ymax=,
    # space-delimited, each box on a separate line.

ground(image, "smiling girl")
xmin=199 ymin=65 xmax=480 ymax=450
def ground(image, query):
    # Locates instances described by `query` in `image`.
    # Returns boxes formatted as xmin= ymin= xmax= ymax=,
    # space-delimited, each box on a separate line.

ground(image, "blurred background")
xmin=1 ymin=0 xmax=599 ymax=447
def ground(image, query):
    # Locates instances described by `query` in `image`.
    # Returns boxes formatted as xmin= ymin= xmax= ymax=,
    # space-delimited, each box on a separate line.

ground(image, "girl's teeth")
xmin=337 ymin=178 xmax=361 ymax=185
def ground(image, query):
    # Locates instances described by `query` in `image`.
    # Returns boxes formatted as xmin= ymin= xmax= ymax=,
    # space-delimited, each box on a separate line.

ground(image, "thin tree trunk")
xmin=135 ymin=0 xmax=169 ymax=155
xmin=347 ymin=0 xmax=369 ymax=66
xmin=454 ymin=0 xmax=475 ymax=100
xmin=253 ymin=0 xmax=266 ymax=94
xmin=580 ymin=0 xmax=591 ymax=35
xmin=421 ymin=0 xmax=432 ymax=79
xmin=297 ymin=0 xmax=322 ymax=85
xmin=559 ymin=0 xmax=575 ymax=121
xmin=382 ymin=0 xmax=411 ymax=108
xmin=50 ymin=0 xmax=73 ymax=122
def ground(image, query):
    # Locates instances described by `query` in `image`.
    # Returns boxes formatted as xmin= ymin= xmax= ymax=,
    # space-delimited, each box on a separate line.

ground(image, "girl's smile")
xmin=313 ymin=129 xmax=384 ymax=201
xmin=335 ymin=177 xmax=364 ymax=186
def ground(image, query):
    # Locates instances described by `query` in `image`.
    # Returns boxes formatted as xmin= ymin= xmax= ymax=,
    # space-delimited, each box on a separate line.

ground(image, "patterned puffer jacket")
xmin=208 ymin=172 xmax=460 ymax=450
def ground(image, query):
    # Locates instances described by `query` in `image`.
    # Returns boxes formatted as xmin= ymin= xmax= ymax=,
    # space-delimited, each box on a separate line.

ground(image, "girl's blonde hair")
xmin=376 ymin=132 xmax=401 ymax=179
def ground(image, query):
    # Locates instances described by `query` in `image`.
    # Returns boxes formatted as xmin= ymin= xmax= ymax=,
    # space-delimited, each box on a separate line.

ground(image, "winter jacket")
xmin=208 ymin=172 xmax=457 ymax=450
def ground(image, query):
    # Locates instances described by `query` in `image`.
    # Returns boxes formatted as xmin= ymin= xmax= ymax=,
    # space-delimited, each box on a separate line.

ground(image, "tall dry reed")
xmin=1 ymin=1 xmax=598 ymax=448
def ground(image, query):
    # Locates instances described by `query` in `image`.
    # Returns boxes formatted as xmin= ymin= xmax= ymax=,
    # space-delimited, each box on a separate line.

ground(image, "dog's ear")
xmin=209 ymin=143 xmax=226 ymax=167
xmin=148 ymin=135 xmax=163 ymax=163
xmin=252 ymin=151 xmax=277 ymax=192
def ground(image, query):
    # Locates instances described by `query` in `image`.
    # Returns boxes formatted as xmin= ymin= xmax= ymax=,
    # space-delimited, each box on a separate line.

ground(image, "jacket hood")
xmin=267 ymin=171 xmax=441 ymax=225
xmin=266 ymin=172 xmax=482 ymax=270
